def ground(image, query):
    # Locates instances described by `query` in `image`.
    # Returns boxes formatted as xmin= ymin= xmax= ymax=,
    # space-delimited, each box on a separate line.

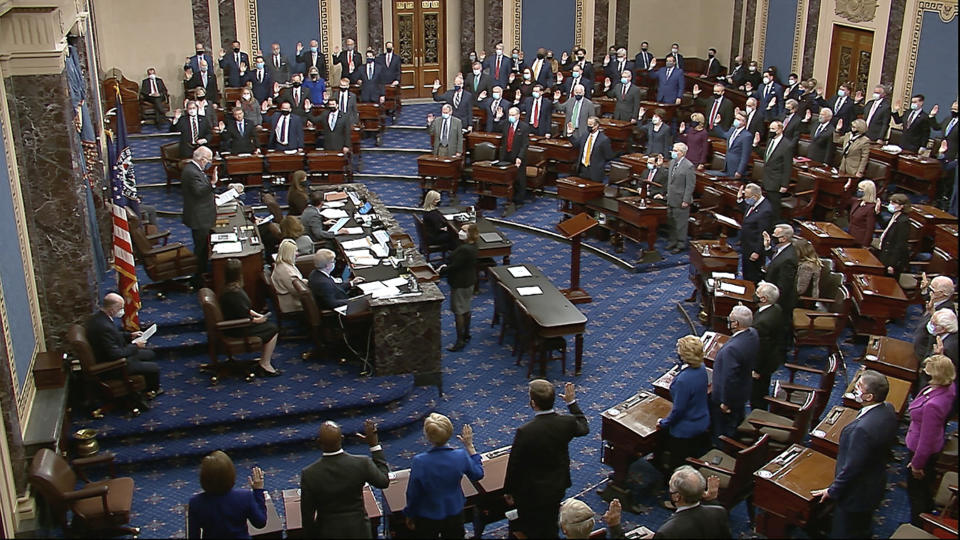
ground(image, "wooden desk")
xmin=653 ymin=364 xmax=713 ymax=400
xmin=688 ymin=240 xmax=740 ymax=324
xmin=282 ymin=485 xmax=381 ymax=538
xmin=593 ymin=96 xmax=616 ymax=116
xmin=831 ymin=247 xmax=885 ymax=276
xmin=222 ymin=153 xmax=265 ymax=186
xmin=842 ymin=367 xmax=912 ymax=416
xmin=417 ymin=154 xmax=463 ymax=199
xmin=753 ymin=444 xmax=836 ymax=537
xmin=530 ymin=137 xmax=576 ymax=176
xmin=556 ymin=176 xmax=605 ymax=203
xmin=793 ymin=164 xmax=844 ymax=217
xmin=935 ymin=223 xmax=958 ymax=258
xmin=306 ymin=150 xmax=350 ymax=184
xmin=472 ymin=161 xmax=517 ymax=210
xmin=912 ymin=205 xmax=957 ymax=252
xmin=700 ymin=331 xmax=730 ymax=369
xmin=710 ymin=278 xmax=756 ymax=332
xmin=184 ymin=491 xmax=283 ymax=538
xmin=601 ymin=391 xmax=673 ymax=485
xmin=264 ymin=150 xmax=306 ymax=176
xmin=862 ymin=335 xmax=919 ymax=382
xmin=438 ymin=207 xmax=512 ymax=264
xmin=466 ymin=131 xmax=502 ymax=151
xmin=597 ymin=118 xmax=634 ymax=152
xmin=809 ymin=406 xmax=858 ymax=458
xmin=849 ymin=274 xmax=909 ymax=335
xmin=796 ymin=221 xmax=857 ymax=256
xmin=897 ymin=153 xmax=942 ymax=200
xmin=489 ymin=264 xmax=588 ymax=373
xmin=210 ymin=204 xmax=265 ymax=309
xmin=616 ymin=196 xmax=668 ymax=250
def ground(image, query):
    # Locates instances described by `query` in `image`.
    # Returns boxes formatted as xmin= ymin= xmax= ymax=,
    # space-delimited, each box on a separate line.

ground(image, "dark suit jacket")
xmin=740 ymin=198 xmax=773 ymax=258
xmin=758 ymin=82 xmax=783 ymax=119
xmin=560 ymin=76 xmax=593 ymax=99
xmin=332 ymin=89 xmax=359 ymax=125
xmin=607 ymin=83 xmax=642 ymax=121
xmin=878 ymin=213 xmax=910 ymax=274
xmin=781 ymin=112 xmax=804 ymax=143
xmin=480 ymin=97 xmax=512 ymax=132
xmin=170 ymin=115 xmax=211 ymax=158
xmin=188 ymin=53 xmax=215 ymax=75
xmin=300 ymin=449 xmax=390 ymax=538
xmin=893 ymin=108 xmax=933 ymax=153
xmin=188 ymin=71 xmax=219 ymax=104
xmin=464 ymin=72 xmax=493 ymax=103
xmin=654 ymin=503 xmax=732 ymax=539
xmin=296 ymin=49 xmax=328 ymax=79
xmin=704 ymin=57 xmax=724 ymax=78
xmin=244 ymin=69 xmax=273 ymax=103
xmin=180 ymin=160 xmax=216 ymax=231
xmin=753 ymin=304 xmax=785 ymax=376
xmin=828 ymin=402 xmax=898 ymax=510
xmin=219 ymin=51 xmax=250 ymax=87
xmin=717 ymin=126 xmax=753 ymax=177
xmin=314 ymin=110 xmax=350 ymax=151
xmin=605 ymin=59 xmax=636 ymax=83
xmin=266 ymin=53 xmax=291 ymax=83
xmin=634 ymin=51 xmax=654 ymax=71
xmin=521 ymin=58 xmax=555 ymax=88
xmin=828 ymin=95 xmax=855 ymax=133
xmin=570 ymin=130 xmax=614 ymax=183
xmin=745 ymin=109 xmax=764 ymax=135
xmin=654 ymin=67 xmax=685 ymax=103
xmin=376 ymin=52 xmax=401 ymax=84
xmin=482 ymin=54 xmax=512 ymax=87
xmin=279 ymin=86 xmax=312 ymax=115
xmin=711 ymin=328 xmax=759 ymax=411
xmin=861 ymin=98 xmax=893 ymax=141
xmin=268 ymin=113 xmax=305 ymax=151
xmin=765 ymin=243 xmax=798 ymax=313
xmin=503 ymin=402 xmax=590 ymax=505
xmin=139 ymin=77 xmax=168 ymax=102
xmin=912 ymin=299 xmax=955 ymax=360
xmin=806 ymin=120 xmax=836 ymax=165
xmin=356 ymin=62 xmax=385 ymax=103
xmin=308 ymin=269 xmax=350 ymax=309
xmin=222 ymin=118 xmax=258 ymax=154
xmin=639 ymin=120 xmax=674 ymax=158
xmin=697 ymin=96 xmax=734 ymax=133
xmin=762 ymin=136 xmax=793 ymax=192
xmin=433 ymin=89 xmax=474 ymax=128
xmin=499 ymin=121 xmax=531 ymax=164
xmin=520 ymin=96 xmax=554 ymax=136
xmin=85 ymin=311 xmax=138 ymax=363
xmin=933 ymin=115 xmax=958 ymax=161
xmin=333 ymin=50 xmax=363 ymax=82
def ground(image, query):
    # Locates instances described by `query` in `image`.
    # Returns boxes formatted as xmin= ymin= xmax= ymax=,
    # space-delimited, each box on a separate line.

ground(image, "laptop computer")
xmin=344 ymin=293 xmax=371 ymax=315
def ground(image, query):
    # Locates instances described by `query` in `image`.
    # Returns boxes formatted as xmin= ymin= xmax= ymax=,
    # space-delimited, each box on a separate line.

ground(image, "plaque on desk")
xmin=556 ymin=177 xmax=605 ymax=203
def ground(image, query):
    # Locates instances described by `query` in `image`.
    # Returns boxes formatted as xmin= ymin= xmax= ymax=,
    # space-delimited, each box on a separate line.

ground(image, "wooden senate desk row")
xmin=214 ymin=149 xmax=352 ymax=187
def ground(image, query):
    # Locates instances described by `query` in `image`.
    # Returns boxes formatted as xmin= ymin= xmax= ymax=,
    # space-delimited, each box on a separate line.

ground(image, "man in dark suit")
xmin=761 ymin=121 xmax=793 ymax=221
xmin=376 ymin=41 xmax=401 ymax=87
xmin=332 ymin=38 xmax=363 ymax=83
xmin=332 ymin=77 xmax=360 ymax=125
xmin=641 ymin=154 xmax=670 ymax=197
xmin=244 ymin=56 xmax=273 ymax=103
xmin=654 ymin=466 xmax=732 ymax=538
xmin=181 ymin=146 xmax=217 ymax=287
xmin=432 ymin=75 xmax=473 ymax=131
xmin=804 ymin=107 xmax=836 ymax=164
xmin=566 ymin=116 xmax=613 ymax=184
xmin=933 ymin=100 xmax=959 ymax=206
xmin=758 ymin=71 xmax=783 ymax=120
xmin=279 ymin=73 xmax=312 ymax=116
xmin=357 ymin=50 xmax=385 ymax=104
xmin=85 ymin=293 xmax=161 ymax=397
xmin=780 ymin=99 xmax=804 ymax=144
xmin=170 ymin=102 xmax=211 ymax=158
xmin=296 ymin=39 xmax=328 ymax=79
xmin=483 ymin=42 xmax=512 ymax=88
xmin=738 ymin=183 xmax=774 ymax=283
xmin=662 ymin=142 xmax=697 ymax=253
xmin=827 ymin=83 xmax=855 ymax=134
xmin=605 ymin=48 xmax=635 ymax=83
xmin=668 ymin=43 xmax=685 ymax=69
xmin=220 ymin=107 xmax=258 ymax=154
xmin=762 ymin=224 xmax=799 ymax=315
xmin=308 ymin=249 xmax=364 ymax=309
xmin=558 ymin=64 xmax=593 ymax=99
xmin=750 ymin=282 xmax=785 ymax=409
xmin=857 ymin=85 xmax=893 ymax=142
xmin=499 ymin=107 xmax=530 ymax=214
xmin=188 ymin=43 xmax=215 ymax=75
xmin=521 ymin=85 xmax=553 ymax=137
xmin=300 ymin=419 xmax=390 ymax=538
xmin=566 ymin=47 xmax=595 ymax=81
xmin=710 ymin=305 xmax=758 ymax=441
xmin=784 ymin=73 xmax=803 ymax=102
xmin=522 ymin=48 xmax=555 ymax=89
xmin=465 ymin=61 xmax=493 ymax=104
xmin=650 ymin=55 xmax=685 ymax=105
xmin=557 ymin=84 xmax=595 ymax=140
xmin=913 ymin=276 xmax=956 ymax=369
xmin=268 ymin=101 xmax=304 ymax=151
xmin=704 ymin=48 xmax=724 ymax=78
xmin=812 ymin=370 xmax=898 ymax=538
xmin=218 ymin=40 xmax=249 ymax=88
xmin=604 ymin=69 xmax=642 ymax=122
xmin=266 ymin=42 xmax=291 ymax=83
xmin=713 ymin=111 xmax=754 ymax=179
xmin=311 ymin=98 xmax=350 ymax=152
xmin=480 ymin=86 xmax=512 ymax=132
xmin=634 ymin=42 xmax=654 ymax=72
xmin=725 ymin=56 xmax=746 ymax=87
xmin=188 ymin=58 xmax=219 ymax=104
xmin=893 ymin=94 xmax=936 ymax=153
xmin=139 ymin=68 xmax=169 ymax=126
xmin=695 ymin=82 xmax=735 ymax=136
xmin=744 ymin=97 xmax=764 ymax=135
xmin=504 ymin=380 xmax=589 ymax=539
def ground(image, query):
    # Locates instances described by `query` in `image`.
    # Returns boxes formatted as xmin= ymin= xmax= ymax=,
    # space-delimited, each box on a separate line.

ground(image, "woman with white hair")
xmin=404 ymin=413 xmax=484 ymax=538
xmin=843 ymin=178 xmax=880 ymax=247
xmin=421 ymin=190 xmax=455 ymax=251
xmin=269 ymin=239 xmax=305 ymax=313
xmin=559 ymin=498 xmax=624 ymax=538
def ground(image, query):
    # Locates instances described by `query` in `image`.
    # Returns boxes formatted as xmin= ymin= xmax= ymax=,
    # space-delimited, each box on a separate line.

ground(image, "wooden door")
xmin=826 ymin=25 xmax=874 ymax=97
xmin=393 ymin=0 xmax=446 ymax=98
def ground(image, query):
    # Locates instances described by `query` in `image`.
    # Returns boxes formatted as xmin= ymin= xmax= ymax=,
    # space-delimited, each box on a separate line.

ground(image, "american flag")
xmin=108 ymin=90 xmax=141 ymax=331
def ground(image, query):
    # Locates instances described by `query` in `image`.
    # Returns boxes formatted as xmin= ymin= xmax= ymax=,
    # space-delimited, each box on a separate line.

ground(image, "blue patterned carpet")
xmin=82 ymin=105 xmax=940 ymax=539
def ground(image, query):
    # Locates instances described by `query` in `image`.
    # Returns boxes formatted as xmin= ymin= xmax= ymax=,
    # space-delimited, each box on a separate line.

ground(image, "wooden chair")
xmin=160 ymin=141 xmax=183 ymax=190
xmin=127 ymin=209 xmax=198 ymax=296
xmin=515 ymin=304 xmax=566 ymax=378
xmin=464 ymin=141 xmax=498 ymax=184
xmin=771 ymin=353 xmax=841 ymax=422
xmin=781 ymin=172 xmax=818 ymax=221
xmin=919 ymin=471 xmax=958 ymax=538
xmin=28 ymin=449 xmax=139 ymax=537
xmin=900 ymin=247 xmax=957 ymax=306
xmin=291 ymin=279 xmax=341 ymax=361
xmin=687 ymin=433 xmax=770 ymax=522
xmin=412 ymin=214 xmax=448 ymax=263
xmin=196 ymin=288 xmax=259 ymax=384
xmin=357 ymin=103 xmax=385 ymax=145
xmin=736 ymin=392 xmax=817 ymax=452
xmin=492 ymin=282 xmax=520 ymax=351
xmin=607 ymin=161 xmax=633 ymax=186
xmin=65 ymin=324 xmax=147 ymax=417
xmin=524 ymin=146 xmax=549 ymax=194
xmin=792 ymin=283 xmax=850 ymax=361
xmin=262 ymin=268 xmax=302 ymax=334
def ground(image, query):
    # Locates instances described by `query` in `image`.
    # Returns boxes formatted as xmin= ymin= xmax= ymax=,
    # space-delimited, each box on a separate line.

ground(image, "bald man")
xmin=300 ymin=420 xmax=390 ymax=538
xmin=84 ymin=293 xmax=162 ymax=399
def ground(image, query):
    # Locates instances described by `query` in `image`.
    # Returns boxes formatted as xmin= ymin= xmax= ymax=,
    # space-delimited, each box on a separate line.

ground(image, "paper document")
xmin=323 ymin=201 xmax=346 ymax=208
xmin=480 ymin=232 xmax=502 ymax=243
xmin=444 ymin=212 xmax=471 ymax=221
xmin=371 ymin=286 xmax=401 ymax=299
xmin=719 ymin=282 xmax=746 ymax=295
xmin=383 ymin=277 xmax=409 ymax=287
xmin=212 ymin=241 xmax=243 ymax=254
xmin=347 ymin=192 xmax=361 ymax=206
xmin=713 ymin=213 xmax=741 ymax=229
xmin=329 ymin=217 xmax=350 ymax=232
xmin=215 ymin=189 xmax=240 ymax=207
xmin=507 ymin=266 xmax=533 ymax=278
xmin=132 ymin=323 xmax=157 ymax=344
xmin=357 ymin=281 xmax=386 ymax=294
xmin=255 ymin=215 xmax=274 ymax=226
xmin=342 ymin=237 xmax=374 ymax=250
xmin=711 ymin=272 xmax=736 ymax=280
xmin=284 ymin=149 xmax=298 ymax=154
xmin=370 ymin=244 xmax=388 ymax=258
xmin=211 ymin=233 xmax=238 ymax=243
xmin=517 ymin=286 xmax=543 ymax=296
xmin=341 ymin=227 xmax=363 ymax=235
xmin=372 ymin=230 xmax=392 ymax=245
xmin=334 ymin=305 xmax=348 ymax=315
xmin=320 ymin=208 xmax=349 ymax=219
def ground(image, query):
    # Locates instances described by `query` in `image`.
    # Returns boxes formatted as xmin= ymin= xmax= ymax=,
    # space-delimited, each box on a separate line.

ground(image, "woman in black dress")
xmin=442 ymin=223 xmax=478 ymax=352
xmin=422 ymin=190 xmax=455 ymax=251
xmin=876 ymin=193 xmax=911 ymax=278
xmin=219 ymin=258 xmax=281 ymax=376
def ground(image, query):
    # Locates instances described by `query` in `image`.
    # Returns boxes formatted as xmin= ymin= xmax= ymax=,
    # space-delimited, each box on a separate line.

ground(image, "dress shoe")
xmin=145 ymin=388 xmax=165 ymax=400
xmin=256 ymin=366 xmax=283 ymax=377
xmin=447 ymin=341 xmax=466 ymax=352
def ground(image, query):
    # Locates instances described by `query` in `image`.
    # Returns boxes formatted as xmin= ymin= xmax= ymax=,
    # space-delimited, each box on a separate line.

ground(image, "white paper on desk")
xmin=713 ymin=213 xmax=741 ymax=229
xmin=444 ymin=212 xmax=471 ymax=221
xmin=215 ymin=189 xmax=240 ymax=207
xmin=132 ymin=323 xmax=157 ymax=344
xmin=507 ymin=266 xmax=533 ymax=278
xmin=711 ymin=272 xmax=736 ymax=280
xmin=284 ymin=149 xmax=298 ymax=155
xmin=211 ymin=232 xmax=238 ymax=243
xmin=320 ymin=208 xmax=349 ymax=219
xmin=341 ymin=227 xmax=363 ymax=235
xmin=358 ymin=281 xmax=385 ymax=294
xmin=372 ymin=285 xmax=401 ymax=299
xmin=255 ymin=215 xmax=274 ymax=226
xmin=324 ymin=201 xmax=346 ymax=208
xmin=237 ymin=153 xmax=252 ymax=157
xmin=212 ymin=241 xmax=243 ymax=254
xmin=370 ymin=244 xmax=388 ymax=258
xmin=517 ymin=286 xmax=543 ymax=296
xmin=334 ymin=305 xmax=348 ymax=315
xmin=342 ymin=238 xmax=374 ymax=250
xmin=700 ymin=331 xmax=716 ymax=344
xmin=383 ymin=277 xmax=409 ymax=288
xmin=719 ymin=282 xmax=746 ymax=295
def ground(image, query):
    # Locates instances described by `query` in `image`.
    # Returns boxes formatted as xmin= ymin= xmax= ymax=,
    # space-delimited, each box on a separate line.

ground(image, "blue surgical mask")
xmin=620 ymin=77 xmax=628 ymax=85
xmin=492 ymin=92 xmax=501 ymax=100
xmin=310 ymin=46 xmax=318 ymax=53
xmin=837 ymin=89 xmax=846 ymax=97
xmin=887 ymin=203 xmax=899 ymax=213
xmin=441 ymin=112 xmax=450 ymax=119
xmin=910 ymin=102 xmax=919 ymax=110
xmin=856 ymin=189 xmax=864 ymax=198
xmin=532 ymin=91 xmax=540 ymax=99
xmin=256 ymin=62 xmax=264 ymax=69
xmin=745 ymin=197 xmax=757 ymax=206
xmin=733 ymin=119 xmax=742 ymax=128
xmin=523 ymin=73 xmax=531 ymax=80
xmin=572 ymin=71 xmax=580 ymax=78
xmin=647 ymin=163 xmax=655 ymax=170
xmin=670 ymin=150 xmax=679 ymax=160
xmin=927 ymin=321 xmax=937 ymax=334
xmin=508 ymin=116 xmax=518 ymax=124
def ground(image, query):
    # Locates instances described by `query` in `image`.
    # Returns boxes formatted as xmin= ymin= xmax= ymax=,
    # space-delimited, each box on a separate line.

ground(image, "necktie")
xmin=368 ymin=64 xmax=373 ymax=80
xmin=572 ymin=99 xmax=581 ymax=125
xmin=535 ymin=60 xmax=541 ymax=80
xmin=622 ymin=83 xmax=628 ymax=98
xmin=785 ymin=113 xmax=793 ymax=127
xmin=279 ymin=116 xmax=288 ymax=145
xmin=473 ymin=76 xmax=479 ymax=92
xmin=907 ymin=110 xmax=918 ymax=128
xmin=294 ymin=88 xmax=299 ymax=104
xmin=387 ymin=53 xmax=391 ymax=66
xmin=666 ymin=68 xmax=672 ymax=80
xmin=454 ymin=91 xmax=461 ymax=109
xmin=190 ymin=117 xmax=198 ymax=143
xmin=765 ymin=84 xmax=771 ymax=98
xmin=815 ymin=123 xmax=824 ymax=138
xmin=340 ymin=92 xmax=347 ymax=113
xmin=150 ymin=78 xmax=158 ymax=95
xmin=312 ymin=52 xmax=317 ymax=66
xmin=238 ymin=121 xmax=243 ymax=135
xmin=235 ymin=53 xmax=240 ymax=66
xmin=329 ymin=112 xmax=336 ymax=130
xmin=837 ymin=96 xmax=844 ymax=112
xmin=441 ymin=118 xmax=449 ymax=144
xmin=202 ymin=72 xmax=207 ymax=87
xmin=766 ymin=138 xmax=777 ymax=160
xmin=866 ymin=100 xmax=881 ymax=125
xmin=507 ymin=125 xmax=515 ymax=152
xmin=710 ymin=100 xmax=720 ymax=129
xmin=496 ymin=56 xmax=502 ymax=77
xmin=533 ymin=99 xmax=540 ymax=128
xmin=729 ymin=128 xmax=740 ymax=145
xmin=348 ymin=54 xmax=354 ymax=72
xmin=275 ymin=55 xmax=280 ymax=68
xmin=647 ymin=168 xmax=655 ymax=182
xmin=947 ymin=118 xmax=957 ymax=136
xmin=619 ymin=60 xmax=624 ymax=74
xmin=745 ymin=202 xmax=757 ymax=218
xmin=258 ymin=71 xmax=263 ymax=83
xmin=583 ymin=133 xmax=594 ymax=166
xmin=493 ymin=99 xmax=500 ymax=114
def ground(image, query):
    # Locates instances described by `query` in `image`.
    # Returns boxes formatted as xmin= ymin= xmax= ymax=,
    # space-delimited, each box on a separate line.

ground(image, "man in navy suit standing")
xmin=188 ymin=43 xmax=215 ymax=75
xmin=650 ymin=55 xmax=684 ymax=105
xmin=357 ymin=50 xmax=385 ymax=104
xmin=710 ymin=305 xmax=758 ymax=442
xmin=244 ymin=55 xmax=273 ymax=103
xmin=432 ymin=75 xmax=474 ymax=132
xmin=482 ymin=42 xmax=512 ymax=88
xmin=521 ymin=85 xmax=553 ymax=137
xmin=738 ymin=183 xmax=774 ymax=283
xmin=268 ymin=101 xmax=304 ymax=151
xmin=377 ymin=41 xmax=402 ymax=87
xmin=812 ymin=370 xmax=898 ymax=538
xmin=712 ymin=111 xmax=757 ymax=179
xmin=218 ymin=40 xmax=249 ymax=88
xmin=827 ymin=83 xmax=856 ymax=134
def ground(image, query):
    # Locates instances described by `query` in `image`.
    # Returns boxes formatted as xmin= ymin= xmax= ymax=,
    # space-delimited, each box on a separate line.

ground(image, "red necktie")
xmin=622 ymin=84 xmax=627 ymax=98
xmin=496 ymin=57 xmax=501 ymax=76
xmin=507 ymin=125 xmax=516 ymax=152
xmin=533 ymin=99 xmax=540 ymax=128
xmin=348 ymin=55 xmax=354 ymax=72
xmin=710 ymin=100 xmax=720 ymax=129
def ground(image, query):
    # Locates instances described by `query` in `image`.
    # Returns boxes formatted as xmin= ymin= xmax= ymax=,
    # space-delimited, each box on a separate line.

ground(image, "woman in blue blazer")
xmin=188 ymin=450 xmax=267 ymax=538
xmin=657 ymin=335 xmax=711 ymax=472
xmin=405 ymin=413 xmax=484 ymax=538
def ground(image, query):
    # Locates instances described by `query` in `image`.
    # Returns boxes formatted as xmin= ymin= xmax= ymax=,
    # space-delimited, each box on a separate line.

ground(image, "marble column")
xmin=592 ymin=0 xmax=609 ymax=63
xmin=192 ymin=0 xmax=212 ymax=50
xmin=880 ymin=1 xmax=905 ymax=85
xmin=742 ymin=0 xmax=757 ymax=63
xmin=369 ymin=0 xmax=384 ymax=49
xmin=0 ymin=328 xmax=27 ymax=495
xmin=341 ymin=0 xmax=358 ymax=40
xmin=801 ymin=0 xmax=821 ymax=79
xmin=219 ymin=0 xmax=238 ymax=48
xmin=461 ymin=0 xmax=476 ymax=56
xmin=614 ymin=0 xmax=629 ymax=49
xmin=486 ymin=0 xmax=503 ymax=51
xmin=731 ymin=0 xmax=744 ymax=61
xmin=3 ymin=73 xmax=99 ymax=351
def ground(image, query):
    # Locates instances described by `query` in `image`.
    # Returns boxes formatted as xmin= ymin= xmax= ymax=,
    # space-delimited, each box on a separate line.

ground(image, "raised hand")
xmin=638 ymin=106 xmax=646 ymax=118
xmin=556 ymin=72 xmax=563 ymax=84
xmin=296 ymin=41 xmax=303 ymax=53
xmin=248 ymin=466 xmax=264 ymax=490
xmin=854 ymin=90 xmax=864 ymax=101
xmin=836 ymin=118 xmax=844 ymax=131
xmin=515 ymin=89 xmax=521 ymax=102
xmin=679 ymin=121 xmax=686 ymax=133
xmin=604 ymin=499 xmax=622 ymax=528
xmin=518 ymin=51 xmax=525 ymax=60
xmin=692 ymin=84 xmax=701 ymax=96
xmin=560 ymin=51 xmax=569 ymax=63
xmin=895 ymin=100 xmax=902 ymax=112
xmin=235 ymin=99 xmax=242 ymax=109
xmin=561 ymin=382 xmax=576 ymax=404
xmin=304 ymin=98 xmax=312 ymax=110
xmin=804 ymin=109 xmax=812 ymax=121
xmin=650 ymin=57 xmax=657 ymax=68
xmin=217 ymin=121 xmax=225 ymax=131
xmin=762 ymin=230 xmax=771 ymax=248
xmin=333 ymin=45 xmax=341 ymax=54
xmin=173 ymin=108 xmax=182 ymax=120
xmin=931 ymin=104 xmax=939 ymax=116
xmin=495 ymin=108 xmax=504 ymax=120
xmin=478 ymin=50 xmax=486 ymax=61
xmin=602 ymin=54 xmax=610 ymax=66
xmin=362 ymin=419 xmax=379 ymax=446
xmin=457 ymin=424 xmax=475 ymax=451
xmin=604 ymin=78 xmax=611 ymax=90
xmin=554 ymin=89 xmax=561 ymax=101
xmin=432 ymin=79 xmax=441 ymax=91
xmin=566 ymin=121 xmax=575 ymax=134
xmin=753 ymin=131 xmax=761 ymax=145
xmin=714 ymin=114 xmax=721 ymax=125
xmin=478 ymin=90 xmax=488 ymax=100
xmin=767 ymin=96 xmax=776 ymax=109
xmin=508 ymin=73 xmax=516 ymax=83
xmin=218 ymin=48 xmax=225 ymax=58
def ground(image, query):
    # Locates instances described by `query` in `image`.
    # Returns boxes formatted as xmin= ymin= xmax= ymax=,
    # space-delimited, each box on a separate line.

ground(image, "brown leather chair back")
xmin=608 ymin=161 xmax=632 ymax=185
xmin=473 ymin=141 xmax=497 ymax=162
xmin=66 ymin=324 xmax=98 ymax=373
xmin=262 ymin=193 xmax=283 ymax=222
xmin=28 ymin=449 xmax=77 ymax=520
xmin=796 ymin=138 xmax=811 ymax=158
xmin=292 ymin=279 xmax=320 ymax=327
xmin=730 ymin=433 xmax=770 ymax=493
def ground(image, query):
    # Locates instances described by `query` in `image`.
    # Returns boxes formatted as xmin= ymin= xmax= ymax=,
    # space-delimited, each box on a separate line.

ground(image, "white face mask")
xmin=872 ymin=93 xmax=881 ymax=100
xmin=187 ymin=109 xmax=198 ymax=116
xmin=852 ymin=388 xmax=864 ymax=403
xmin=116 ymin=308 xmax=125 ymax=319
xmin=148 ymin=74 xmax=156 ymax=80
xmin=323 ymin=262 xmax=336 ymax=274
xmin=473 ymin=69 xmax=481 ymax=76
xmin=458 ymin=229 xmax=468 ymax=241
xmin=243 ymin=94 xmax=252 ymax=100
xmin=762 ymin=77 xmax=770 ymax=85
xmin=745 ymin=106 xmax=754 ymax=114
xmin=888 ymin=203 xmax=899 ymax=213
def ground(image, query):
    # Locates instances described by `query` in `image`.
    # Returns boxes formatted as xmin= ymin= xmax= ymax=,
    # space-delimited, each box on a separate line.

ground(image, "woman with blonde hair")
xmin=188 ymin=450 xmax=267 ymax=538
xmin=286 ymin=170 xmax=309 ymax=216
xmin=270 ymin=238 xmax=305 ymax=313
xmin=794 ymin=238 xmax=822 ymax=298
xmin=677 ymin=111 xmax=709 ymax=169
xmin=844 ymin=178 xmax=880 ymax=247
xmin=279 ymin=215 xmax=314 ymax=256
xmin=405 ymin=413 xmax=484 ymax=538
xmin=905 ymin=355 xmax=957 ymax=525
xmin=421 ymin=190 xmax=455 ymax=251
xmin=656 ymin=335 xmax=711 ymax=471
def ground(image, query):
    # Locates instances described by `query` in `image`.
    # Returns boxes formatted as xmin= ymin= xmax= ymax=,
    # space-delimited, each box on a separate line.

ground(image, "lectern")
xmin=557 ymin=212 xmax=598 ymax=304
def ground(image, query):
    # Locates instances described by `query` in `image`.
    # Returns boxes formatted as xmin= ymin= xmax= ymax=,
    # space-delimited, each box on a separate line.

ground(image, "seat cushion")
xmin=890 ymin=523 xmax=935 ymax=538
xmin=697 ymin=449 xmax=735 ymax=489
xmin=72 ymin=477 xmax=134 ymax=523
xmin=899 ymin=273 xmax=919 ymax=291
xmin=793 ymin=309 xmax=836 ymax=331
xmin=737 ymin=409 xmax=793 ymax=443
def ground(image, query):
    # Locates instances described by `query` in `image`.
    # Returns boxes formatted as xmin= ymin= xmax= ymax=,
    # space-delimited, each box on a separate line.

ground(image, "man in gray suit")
xmin=657 ymin=142 xmax=696 ymax=253
xmin=181 ymin=146 xmax=217 ymax=288
xmin=300 ymin=419 xmax=390 ymax=538
xmin=556 ymin=84 xmax=596 ymax=140
xmin=604 ymin=69 xmax=642 ymax=122
xmin=426 ymin=104 xmax=463 ymax=157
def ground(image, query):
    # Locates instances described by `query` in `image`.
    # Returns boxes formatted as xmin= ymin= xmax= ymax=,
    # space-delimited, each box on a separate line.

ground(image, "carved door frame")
xmin=393 ymin=0 xmax=446 ymax=98
xmin=825 ymin=25 xmax=874 ymax=97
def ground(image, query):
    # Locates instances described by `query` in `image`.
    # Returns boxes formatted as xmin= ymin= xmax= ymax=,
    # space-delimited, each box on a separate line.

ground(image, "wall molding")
xmin=247 ymin=0 xmax=258 ymax=54
xmin=792 ymin=0 xmax=806 ymax=73
xmin=574 ymin=0 xmax=583 ymax=48
xmin=903 ymin=0 xmax=958 ymax=104
xmin=513 ymin=0 xmax=521 ymax=49
xmin=756 ymin=0 xmax=768 ymax=66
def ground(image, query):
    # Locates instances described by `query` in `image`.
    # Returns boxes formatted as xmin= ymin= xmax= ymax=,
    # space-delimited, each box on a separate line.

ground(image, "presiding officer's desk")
xmin=308 ymin=184 xmax=445 ymax=384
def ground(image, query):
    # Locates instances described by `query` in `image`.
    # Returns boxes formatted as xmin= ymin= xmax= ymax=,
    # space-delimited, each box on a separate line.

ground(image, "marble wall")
xmin=486 ymin=0 xmax=504 ymax=52
xmin=802 ymin=0 xmax=821 ymax=78
xmin=369 ymin=0 xmax=384 ymax=49
xmin=880 ymin=0 xmax=904 ymax=84
xmin=219 ymin=0 xmax=238 ymax=48
xmin=742 ymin=0 xmax=756 ymax=62
xmin=461 ymin=0 xmax=477 ymax=56
xmin=192 ymin=0 xmax=212 ymax=50
xmin=731 ymin=0 xmax=743 ymax=62
xmin=341 ymin=0 xmax=358 ymax=41
xmin=592 ymin=0 xmax=608 ymax=63
xmin=0 ymin=339 xmax=26 ymax=494
xmin=614 ymin=0 xmax=629 ymax=49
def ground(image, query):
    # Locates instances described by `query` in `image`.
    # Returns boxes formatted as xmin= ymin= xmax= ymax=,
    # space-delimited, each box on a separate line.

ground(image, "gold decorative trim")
xmin=248 ymin=0 xmax=259 ymax=55
xmin=575 ymin=0 xmax=583 ymax=47
xmin=904 ymin=1 xmax=958 ymax=106
xmin=320 ymin=0 xmax=329 ymax=55
xmin=756 ymin=0 xmax=768 ymax=67
xmin=513 ymin=0 xmax=521 ymax=49
xmin=792 ymin=0 xmax=806 ymax=74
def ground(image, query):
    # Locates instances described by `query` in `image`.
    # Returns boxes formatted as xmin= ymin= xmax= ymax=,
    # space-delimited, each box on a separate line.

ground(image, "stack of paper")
xmin=341 ymin=227 xmax=363 ymax=235
xmin=507 ymin=266 xmax=532 ymax=278
xmin=357 ymin=281 xmax=385 ymax=294
xmin=517 ymin=286 xmax=543 ymax=296
xmin=719 ymin=282 xmax=746 ymax=295
xmin=212 ymin=241 xmax=243 ymax=254
xmin=324 ymin=201 xmax=346 ymax=208
xmin=215 ymin=189 xmax=240 ymax=207
xmin=320 ymin=208 xmax=349 ymax=219
xmin=372 ymin=286 xmax=402 ymax=299
xmin=211 ymin=232 xmax=238 ymax=243
xmin=341 ymin=237 xmax=374 ymax=250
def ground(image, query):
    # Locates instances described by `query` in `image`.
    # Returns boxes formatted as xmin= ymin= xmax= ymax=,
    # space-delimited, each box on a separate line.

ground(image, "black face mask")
xmin=280 ymin=110 xmax=291 ymax=116
xmin=196 ymin=50 xmax=204 ymax=55
xmin=641 ymin=47 xmax=648 ymax=52
xmin=713 ymin=92 xmax=722 ymax=99
xmin=574 ymin=94 xmax=583 ymax=101
xmin=233 ymin=47 xmax=240 ymax=53
xmin=328 ymin=105 xmax=337 ymax=111
xmin=386 ymin=47 xmax=393 ymax=53
xmin=311 ymin=74 xmax=319 ymax=80
xmin=292 ymin=81 xmax=301 ymax=87
xmin=537 ymin=53 xmax=545 ymax=60
xmin=953 ymin=111 xmax=959 ymax=117
xmin=708 ymin=53 xmax=715 ymax=58
xmin=577 ymin=55 xmax=584 ymax=60
xmin=590 ymin=125 xmax=599 ymax=133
